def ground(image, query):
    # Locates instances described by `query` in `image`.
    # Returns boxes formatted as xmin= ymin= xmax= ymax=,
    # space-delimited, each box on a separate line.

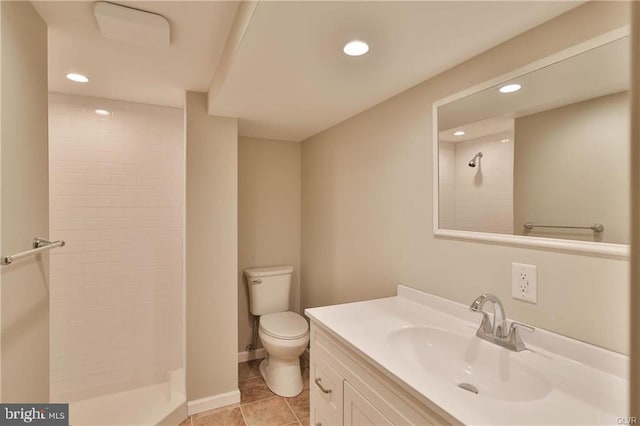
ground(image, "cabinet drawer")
xmin=310 ymin=350 xmax=344 ymax=425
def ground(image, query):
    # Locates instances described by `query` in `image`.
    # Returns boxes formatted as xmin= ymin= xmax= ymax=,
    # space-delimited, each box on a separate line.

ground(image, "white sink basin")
xmin=387 ymin=325 xmax=552 ymax=402
xmin=306 ymin=286 xmax=628 ymax=424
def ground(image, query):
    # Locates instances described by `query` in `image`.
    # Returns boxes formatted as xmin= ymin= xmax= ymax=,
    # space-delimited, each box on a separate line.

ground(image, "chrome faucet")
xmin=469 ymin=293 xmax=534 ymax=352
xmin=469 ymin=293 xmax=507 ymax=338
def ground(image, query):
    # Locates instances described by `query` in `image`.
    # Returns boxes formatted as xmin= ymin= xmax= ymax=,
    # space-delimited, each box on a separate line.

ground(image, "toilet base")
xmin=260 ymin=356 xmax=303 ymax=397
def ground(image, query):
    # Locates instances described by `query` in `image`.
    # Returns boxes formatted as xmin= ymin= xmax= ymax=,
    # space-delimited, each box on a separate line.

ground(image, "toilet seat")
xmin=260 ymin=311 xmax=308 ymax=340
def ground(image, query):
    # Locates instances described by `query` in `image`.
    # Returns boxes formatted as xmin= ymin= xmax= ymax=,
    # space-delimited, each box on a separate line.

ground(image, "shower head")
xmin=468 ymin=152 xmax=483 ymax=168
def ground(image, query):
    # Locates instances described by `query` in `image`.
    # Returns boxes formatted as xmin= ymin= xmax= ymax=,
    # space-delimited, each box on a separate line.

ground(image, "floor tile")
xmin=239 ymin=360 xmax=262 ymax=382
xmin=286 ymin=388 xmax=309 ymax=420
xmin=191 ymin=405 xmax=245 ymax=426
xmin=192 ymin=403 xmax=241 ymax=417
xmin=239 ymin=376 xmax=276 ymax=404
xmin=241 ymin=397 xmax=297 ymax=426
xmin=183 ymin=360 xmax=309 ymax=426
xmin=300 ymin=350 xmax=310 ymax=368
xmin=302 ymin=367 xmax=309 ymax=390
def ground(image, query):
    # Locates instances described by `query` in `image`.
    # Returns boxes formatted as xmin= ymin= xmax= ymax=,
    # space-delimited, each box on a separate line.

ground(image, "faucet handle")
xmin=507 ymin=321 xmax=534 ymax=352
xmin=510 ymin=321 xmax=535 ymax=333
xmin=470 ymin=309 xmax=493 ymax=335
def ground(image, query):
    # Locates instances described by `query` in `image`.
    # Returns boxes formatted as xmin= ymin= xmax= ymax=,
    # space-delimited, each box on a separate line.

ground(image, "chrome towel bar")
xmin=524 ymin=222 xmax=604 ymax=233
xmin=2 ymin=237 xmax=65 ymax=265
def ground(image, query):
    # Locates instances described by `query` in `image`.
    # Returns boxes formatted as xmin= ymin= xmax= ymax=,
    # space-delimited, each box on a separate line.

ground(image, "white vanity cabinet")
xmin=309 ymin=322 xmax=457 ymax=426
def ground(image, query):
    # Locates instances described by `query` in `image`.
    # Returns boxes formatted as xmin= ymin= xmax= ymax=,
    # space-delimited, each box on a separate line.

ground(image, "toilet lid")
xmin=260 ymin=312 xmax=309 ymax=340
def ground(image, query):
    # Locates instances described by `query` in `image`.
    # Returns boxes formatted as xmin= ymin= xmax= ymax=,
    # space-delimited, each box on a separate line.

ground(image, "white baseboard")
xmin=237 ymin=348 xmax=266 ymax=363
xmin=187 ymin=389 xmax=240 ymax=416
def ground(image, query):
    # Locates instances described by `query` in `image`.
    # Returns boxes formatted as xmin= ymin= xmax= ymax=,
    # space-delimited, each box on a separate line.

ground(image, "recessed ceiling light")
xmin=499 ymin=83 xmax=521 ymax=94
xmin=501 ymin=138 xmax=510 ymax=143
xmin=454 ymin=130 xmax=466 ymax=136
xmin=95 ymin=109 xmax=111 ymax=116
xmin=66 ymin=73 xmax=90 ymax=83
xmin=343 ymin=40 xmax=369 ymax=57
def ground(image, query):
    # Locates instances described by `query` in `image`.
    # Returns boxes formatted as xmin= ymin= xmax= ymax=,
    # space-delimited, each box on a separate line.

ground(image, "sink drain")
xmin=458 ymin=383 xmax=478 ymax=394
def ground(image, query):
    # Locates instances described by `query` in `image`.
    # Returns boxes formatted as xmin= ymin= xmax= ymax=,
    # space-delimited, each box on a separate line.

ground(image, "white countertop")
xmin=305 ymin=285 xmax=628 ymax=425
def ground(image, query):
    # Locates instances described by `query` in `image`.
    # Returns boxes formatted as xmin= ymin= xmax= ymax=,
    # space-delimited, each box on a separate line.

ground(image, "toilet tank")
xmin=245 ymin=265 xmax=294 ymax=316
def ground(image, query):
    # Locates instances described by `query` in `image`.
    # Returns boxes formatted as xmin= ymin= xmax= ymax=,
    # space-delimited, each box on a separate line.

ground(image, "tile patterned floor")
xmin=180 ymin=358 xmax=310 ymax=426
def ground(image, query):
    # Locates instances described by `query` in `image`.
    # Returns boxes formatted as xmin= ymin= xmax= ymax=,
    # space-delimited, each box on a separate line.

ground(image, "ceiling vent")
xmin=94 ymin=2 xmax=170 ymax=47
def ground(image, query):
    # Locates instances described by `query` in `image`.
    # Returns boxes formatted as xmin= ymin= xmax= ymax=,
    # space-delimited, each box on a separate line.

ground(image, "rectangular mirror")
xmin=433 ymin=31 xmax=630 ymax=256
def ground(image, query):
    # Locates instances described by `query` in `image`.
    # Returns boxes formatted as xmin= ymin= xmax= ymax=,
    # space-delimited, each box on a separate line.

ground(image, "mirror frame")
xmin=432 ymin=27 xmax=630 ymax=258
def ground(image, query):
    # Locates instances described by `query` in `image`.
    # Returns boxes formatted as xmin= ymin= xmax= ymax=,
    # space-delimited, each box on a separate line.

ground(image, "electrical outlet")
xmin=512 ymin=263 xmax=537 ymax=304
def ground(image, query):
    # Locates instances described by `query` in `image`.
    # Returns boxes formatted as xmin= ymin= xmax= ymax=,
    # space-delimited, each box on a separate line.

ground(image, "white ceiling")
xmin=33 ymin=1 xmax=583 ymax=140
xmin=208 ymin=1 xmax=582 ymax=141
xmin=439 ymin=116 xmax=514 ymax=143
xmin=33 ymin=1 xmax=240 ymax=107
xmin=439 ymin=36 xmax=630 ymax=132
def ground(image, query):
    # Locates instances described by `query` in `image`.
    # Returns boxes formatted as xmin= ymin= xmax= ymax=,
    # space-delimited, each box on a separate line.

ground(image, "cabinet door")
xmin=311 ymin=351 xmax=344 ymax=425
xmin=343 ymin=381 xmax=393 ymax=426
xmin=311 ymin=404 xmax=334 ymax=426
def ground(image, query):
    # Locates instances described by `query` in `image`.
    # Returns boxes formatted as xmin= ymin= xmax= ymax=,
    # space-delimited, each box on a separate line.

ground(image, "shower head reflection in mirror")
xmin=432 ymin=28 xmax=630 ymax=257
xmin=468 ymin=152 xmax=483 ymax=168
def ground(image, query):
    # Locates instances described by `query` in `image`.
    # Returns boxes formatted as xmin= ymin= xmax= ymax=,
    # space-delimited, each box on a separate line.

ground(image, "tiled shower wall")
xmin=439 ymin=132 xmax=514 ymax=234
xmin=48 ymin=94 xmax=184 ymax=402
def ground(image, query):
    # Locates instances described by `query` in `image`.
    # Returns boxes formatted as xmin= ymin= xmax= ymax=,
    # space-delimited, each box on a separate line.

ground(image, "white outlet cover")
xmin=512 ymin=262 xmax=537 ymax=304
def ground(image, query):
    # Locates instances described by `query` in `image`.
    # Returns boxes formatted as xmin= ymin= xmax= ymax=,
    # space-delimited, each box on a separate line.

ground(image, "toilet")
xmin=245 ymin=265 xmax=309 ymax=397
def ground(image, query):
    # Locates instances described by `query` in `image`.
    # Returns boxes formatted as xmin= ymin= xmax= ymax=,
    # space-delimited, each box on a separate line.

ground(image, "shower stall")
xmin=48 ymin=93 xmax=186 ymax=425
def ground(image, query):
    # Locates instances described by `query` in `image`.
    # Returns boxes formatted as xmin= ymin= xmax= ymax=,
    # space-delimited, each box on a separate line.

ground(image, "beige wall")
xmin=301 ymin=1 xmax=630 ymax=354
xmin=0 ymin=2 xmax=49 ymax=402
xmin=238 ymin=137 xmax=301 ymax=352
xmin=629 ymin=0 xmax=639 ymax=415
xmin=0 ymin=2 xmax=3 ymax=400
xmin=514 ymin=92 xmax=629 ymax=244
xmin=185 ymin=91 xmax=238 ymax=402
